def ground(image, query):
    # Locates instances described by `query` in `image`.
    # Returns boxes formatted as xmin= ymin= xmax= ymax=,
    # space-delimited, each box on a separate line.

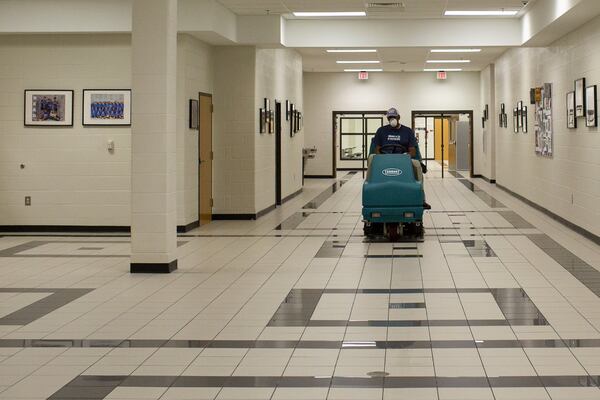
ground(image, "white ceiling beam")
xmin=521 ymin=0 xmax=600 ymax=46
xmin=282 ymin=19 xmax=522 ymax=48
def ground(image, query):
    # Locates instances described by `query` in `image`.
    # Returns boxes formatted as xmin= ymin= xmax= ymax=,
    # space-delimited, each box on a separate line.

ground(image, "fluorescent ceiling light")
xmin=445 ymin=10 xmax=518 ymax=16
xmin=431 ymin=49 xmax=481 ymax=53
xmin=294 ymin=11 xmax=366 ymax=17
xmin=327 ymin=49 xmax=377 ymax=53
xmin=336 ymin=60 xmax=380 ymax=64
xmin=426 ymin=60 xmax=471 ymax=63
xmin=423 ymin=68 xmax=462 ymax=72
xmin=344 ymin=68 xmax=383 ymax=72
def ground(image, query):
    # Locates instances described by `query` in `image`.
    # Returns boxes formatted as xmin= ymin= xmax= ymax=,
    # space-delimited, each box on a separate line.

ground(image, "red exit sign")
xmin=437 ymin=71 xmax=447 ymax=80
xmin=358 ymin=71 xmax=369 ymax=80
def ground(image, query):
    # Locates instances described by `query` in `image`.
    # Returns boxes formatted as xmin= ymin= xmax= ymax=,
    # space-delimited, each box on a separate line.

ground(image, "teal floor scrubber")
xmin=362 ymin=143 xmax=426 ymax=241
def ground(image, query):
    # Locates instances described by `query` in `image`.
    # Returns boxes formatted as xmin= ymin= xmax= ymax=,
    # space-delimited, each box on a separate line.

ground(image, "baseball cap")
xmin=386 ymin=108 xmax=400 ymax=118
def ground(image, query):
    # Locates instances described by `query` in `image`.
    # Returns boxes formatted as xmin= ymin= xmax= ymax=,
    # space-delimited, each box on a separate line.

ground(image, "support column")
xmin=130 ymin=0 xmax=178 ymax=273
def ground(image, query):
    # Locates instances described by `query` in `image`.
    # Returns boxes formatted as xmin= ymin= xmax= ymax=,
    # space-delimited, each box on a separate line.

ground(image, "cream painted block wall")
xmin=255 ymin=48 xmax=303 ymax=212
xmin=176 ymin=34 xmax=213 ymax=226
xmin=212 ymin=46 xmax=256 ymax=214
xmin=0 ymin=34 xmax=213 ymax=227
xmin=303 ymin=72 xmax=482 ymax=176
xmin=479 ymin=64 xmax=496 ymax=180
xmin=0 ymin=34 xmax=131 ymax=226
xmin=494 ymin=15 xmax=600 ymax=236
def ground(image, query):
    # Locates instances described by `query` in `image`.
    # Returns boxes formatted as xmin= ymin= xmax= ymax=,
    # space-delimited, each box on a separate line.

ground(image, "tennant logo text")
xmin=382 ymin=168 xmax=402 ymax=177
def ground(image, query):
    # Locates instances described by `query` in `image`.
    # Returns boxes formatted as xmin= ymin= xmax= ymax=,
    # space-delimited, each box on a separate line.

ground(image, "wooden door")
xmin=198 ymin=94 xmax=213 ymax=226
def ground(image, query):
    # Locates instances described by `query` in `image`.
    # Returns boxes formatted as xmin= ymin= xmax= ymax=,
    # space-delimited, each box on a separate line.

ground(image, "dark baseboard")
xmin=337 ymin=168 xmax=366 ymax=171
xmin=130 ymin=260 xmax=178 ymax=274
xmin=472 ymin=174 xmax=496 ymax=184
xmin=0 ymin=225 xmax=130 ymax=233
xmin=256 ymin=204 xmax=276 ymax=219
xmin=212 ymin=214 xmax=256 ymax=221
xmin=177 ymin=220 xmax=199 ymax=233
xmin=496 ymin=183 xmax=600 ymax=246
xmin=304 ymin=175 xmax=335 ymax=179
xmin=213 ymin=204 xmax=277 ymax=221
xmin=282 ymin=188 xmax=303 ymax=204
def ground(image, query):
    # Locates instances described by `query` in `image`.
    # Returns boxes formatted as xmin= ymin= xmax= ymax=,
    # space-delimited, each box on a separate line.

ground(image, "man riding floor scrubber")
xmin=362 ymin=108 xmax=429 ymax=241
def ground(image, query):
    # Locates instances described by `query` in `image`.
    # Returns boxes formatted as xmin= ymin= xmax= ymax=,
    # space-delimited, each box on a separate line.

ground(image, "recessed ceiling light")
xmin=294 ymin=11 xmax=367 ymax=17
xmin=327 ymin=49 xmax=377 ymax=53
xmin=423 ymin=68 xmax=462 ymax=72
xmin=426 ymin=60 xmax=471 ymax=63
xmin=344 ymin=68 xmax=383 ymax=72
xmin=444 ymin=10 xmax=518 ymax=16
xmin=431 ymin=49 xmax=481 ymax=53
xmin=336 ymin=60 xmax=380 ymax=64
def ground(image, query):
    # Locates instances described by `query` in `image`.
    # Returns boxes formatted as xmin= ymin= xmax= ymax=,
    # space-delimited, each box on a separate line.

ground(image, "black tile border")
xmin=177 ymin=220 xmax=199 ymax=233
xmin=0 ymin=288 xmax=92 ymax=325
xmin=47 ymin=373 xmax=600 ymax=399
xmin=0 ymin=338 xmax=584 ymax=350
xmin=497 ymin=183 xmax=600 ymax=245
xmin=130 ymin=260 xmax=177 ymax=274
xmin=0 ymin=225 xmax=130 ymax=233
xmin=458 ymin=179 xmax=506 ymax=208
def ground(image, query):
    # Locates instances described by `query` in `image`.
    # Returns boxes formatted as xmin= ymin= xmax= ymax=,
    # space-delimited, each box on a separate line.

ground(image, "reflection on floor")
xmin=1 ymin=164 xmax=600 ymax=399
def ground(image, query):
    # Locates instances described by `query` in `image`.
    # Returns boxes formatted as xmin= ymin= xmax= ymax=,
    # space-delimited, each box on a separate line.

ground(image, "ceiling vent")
xmin=366 ymin=2 xmax=406 ymax=17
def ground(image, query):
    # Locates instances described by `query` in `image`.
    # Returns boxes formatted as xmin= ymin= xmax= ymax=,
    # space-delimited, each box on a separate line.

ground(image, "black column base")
xmin=130 ymin=260 xmax=178 ymax=274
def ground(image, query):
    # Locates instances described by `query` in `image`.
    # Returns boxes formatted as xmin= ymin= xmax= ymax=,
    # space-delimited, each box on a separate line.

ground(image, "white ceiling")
xmin=298 ymin=46 xmax=508 ymax=72
xmin=216 ymin=0 xmax=534 ymax=18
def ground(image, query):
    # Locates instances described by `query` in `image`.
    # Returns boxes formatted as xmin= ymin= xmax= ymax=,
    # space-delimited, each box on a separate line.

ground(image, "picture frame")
xmin=289 ymin=103 xmax=295 ymax=136
xmin=264 ymin=98 xmax=270 ymax=112
xmin=567 ymin=91 xmax=577 ymax=129
xmin=482 ymin=116 xmax=485 ymax=129
xmin=586 ymin=85 xmax=597 ymax=127
xmin=517 ymin=101 xmax=523 ymax=130
xmin=189 ymin=99 xmax=199 ymax=129
xmin=503 ymin=113 xmax=508 ymax=128
xmin=575 ymin=78 xmax=586 ymax=118
xmin=285 ymin=100 xmax=290 ymax=121
xmin=269 ymin=110 xmax=274 ymax=134
xmin=25 ymin=90 xmax=74 ymax=127
xmin=484 ymin=104 xmax=489 ymax=121
xmin=259 ymin=108 xmax=266 ymax=133
xmin=82 ymin=89 xmax=131 ymax=126
xmin=513 ymin=108 xmax=519 ymax=133
xmin=522 ymin=106 xmax=528 ymax=133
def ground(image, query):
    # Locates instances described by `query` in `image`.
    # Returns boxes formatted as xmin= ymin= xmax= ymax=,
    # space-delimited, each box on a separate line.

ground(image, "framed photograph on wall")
xmin=575 ymin=78 xmax=586 ymax=117
xmin=82 ymin=89 xmax=131 ymax=126
xmin=503 ymin=113 xmax=508 ymax=128
xmin=567 ymin=91 xmax=577 ymax=129
xmin=259 ymin=108 xmax=266 ymax=133
xmin=285 ymin=100 xmax=290 ymax=121
xmin=586 ymin=85 xmax=597 ymax=127
xmin=269 ymin=110 xmax=274 ymax=134
xmin=522 ymin=106 xmax=528 ymax=133
xmin=513 ymin=108 xmax=519 ymax=133
xmin=25 ymin=90 xmax=74 ymax=127
xmin=189 ymin=99 xmax=199 ymax=129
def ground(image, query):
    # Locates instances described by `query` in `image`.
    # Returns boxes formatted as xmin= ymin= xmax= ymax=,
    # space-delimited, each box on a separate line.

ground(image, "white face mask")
xmin=389 ymin=118 xmax=399 ymax=128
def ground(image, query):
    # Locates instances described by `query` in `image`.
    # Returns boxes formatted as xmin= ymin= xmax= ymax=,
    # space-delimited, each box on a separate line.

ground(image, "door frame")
xmin=411 ymin=110 xmax=474 ymax=178
xmin=332 ymin=110 xmax=387 ymax=176
xmin=275 ymin=101 xmax=282 ymax=206
xmin=198 ymin=91 xmax=213 ymax=225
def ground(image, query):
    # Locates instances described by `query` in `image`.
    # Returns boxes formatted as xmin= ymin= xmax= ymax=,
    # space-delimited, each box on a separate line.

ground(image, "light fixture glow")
xmin=445 ymin=10 xmax=518 ymax=16
xmin=426 ymin=60 xmax=471 ymax=63
xmin=327 ymin=49 xmax=377 ymax=53
xmin=431 ymin=49 xmax=481 ymax=53
xmin=423 ymin=68 xmax=462 ymax=72
xmin=294 ymin=11 xmax=366 ymax=17
xmin=344 ymin=68 xmax=383 ymax=72
xmin=336 ymin=60 xmax=380 ymax=64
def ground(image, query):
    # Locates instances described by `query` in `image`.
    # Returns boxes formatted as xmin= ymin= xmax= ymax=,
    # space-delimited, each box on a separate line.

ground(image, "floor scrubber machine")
xmin=362 ymin=144 xmax=426 ymax=241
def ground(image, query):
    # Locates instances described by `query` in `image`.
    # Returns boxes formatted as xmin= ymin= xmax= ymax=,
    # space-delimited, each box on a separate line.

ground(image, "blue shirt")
xmin=373 ymin=124 xmax=418 ymax=152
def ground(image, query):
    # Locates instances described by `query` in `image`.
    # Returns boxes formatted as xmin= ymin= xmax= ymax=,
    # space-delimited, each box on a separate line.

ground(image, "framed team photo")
xmin=83 ymin=89 xmax=131 ymax=126
xmin=189 ymin=99 xmax=199 ymax=129
xmin=586 ymin=85 xmax=597 ymax=127
xmin=24 ymin=90 xmax=74 ymax=127
xmin=575 ymin=78 xmax=585 ymax=118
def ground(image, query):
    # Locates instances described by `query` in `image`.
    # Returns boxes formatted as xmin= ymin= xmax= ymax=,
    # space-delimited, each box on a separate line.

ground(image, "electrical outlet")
xmin=25 ymin=196 xmax=31 ymax=206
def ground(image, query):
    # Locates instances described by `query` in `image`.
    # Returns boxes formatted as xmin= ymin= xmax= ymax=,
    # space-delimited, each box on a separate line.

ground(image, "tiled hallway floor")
xmin=1 ymin=166 xmax=600 ymax=399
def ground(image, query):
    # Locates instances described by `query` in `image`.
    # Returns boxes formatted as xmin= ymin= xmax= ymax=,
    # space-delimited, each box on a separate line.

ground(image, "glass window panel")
xmin=341 ymin=118 xmax=362 ymax=133
xmin=366 ymin=118 xmax=382 ymax=133
xmin=341 ymin=135 xmax=365 ymax=160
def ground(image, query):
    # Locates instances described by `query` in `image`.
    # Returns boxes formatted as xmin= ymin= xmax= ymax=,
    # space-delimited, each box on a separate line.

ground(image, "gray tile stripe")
xmin=0 ymin=338 xmax=577 ymax=349
xmin=458 ymin=179 xmax=507 ymax=208
xmin=48 ymin=374 xmax=600 ymax=399
xmin=528 ymin=234 xmax=600 ymax=297
xmin=0 ymin=288 xmax=92 ymax=325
